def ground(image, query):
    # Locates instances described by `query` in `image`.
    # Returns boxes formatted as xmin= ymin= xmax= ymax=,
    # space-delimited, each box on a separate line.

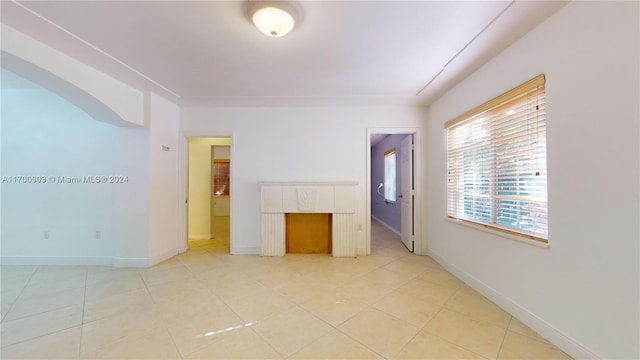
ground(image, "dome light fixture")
xmin=248 ymin=1 xmax=297 ymax=38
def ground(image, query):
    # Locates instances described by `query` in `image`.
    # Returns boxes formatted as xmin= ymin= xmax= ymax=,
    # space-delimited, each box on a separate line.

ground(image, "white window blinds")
xmin=445 ymin=74 xmax=548 ymax=243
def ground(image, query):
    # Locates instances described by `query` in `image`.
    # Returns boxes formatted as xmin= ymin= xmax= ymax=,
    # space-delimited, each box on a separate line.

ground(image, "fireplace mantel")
xmin=259 ymin=181 xmax=358 ymax=257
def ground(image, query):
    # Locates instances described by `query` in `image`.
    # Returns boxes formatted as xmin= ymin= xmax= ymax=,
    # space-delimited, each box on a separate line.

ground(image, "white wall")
xmin=181 ymin=107 xmax=424 ymax=255
xmin=148 ymin=93 xmax=180 ymax=265
xmin=1 ymin=72 xmax=181 ymax=268
xmin=425 ymin=2 xmax=639 ymax=358
xmin=113 ymin=125 xmax=149 ymax=267
xmin=1 ymin=87 xmax=117 ymax=265
xmin=187 ymin=137 xmax=231 ymax=239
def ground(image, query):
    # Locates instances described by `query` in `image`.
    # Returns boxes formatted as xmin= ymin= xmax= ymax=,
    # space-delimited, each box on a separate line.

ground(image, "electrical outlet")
xmin=43 ymin=230 xmax=49 ymax=239
xmin=358 ymin=224 xmax=363 ymax=231
xmin=95 ymin=230 xmax=101 ymax=239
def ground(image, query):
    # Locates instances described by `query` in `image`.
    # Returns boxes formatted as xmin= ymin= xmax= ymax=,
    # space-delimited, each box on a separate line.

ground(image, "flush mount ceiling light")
xmin=247 ymin=1 xmax=298 ymax=38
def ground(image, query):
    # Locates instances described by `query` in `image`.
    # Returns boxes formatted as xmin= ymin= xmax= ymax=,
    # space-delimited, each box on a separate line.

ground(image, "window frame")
xmin=445 ymin=74 xmax=548 ymax=244
xmin=212 ymin=159 xmax=230 ymax=197
xmin=383 ymin=148 xmax=397 ymax=203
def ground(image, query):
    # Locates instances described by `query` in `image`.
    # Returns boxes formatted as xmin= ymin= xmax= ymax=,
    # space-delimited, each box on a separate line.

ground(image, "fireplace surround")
xmin=259 ymin=181 xmax=357 ymax=257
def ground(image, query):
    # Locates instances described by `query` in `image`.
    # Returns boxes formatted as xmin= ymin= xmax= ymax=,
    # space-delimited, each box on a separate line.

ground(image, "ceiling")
xmin=0 ymin=1 xmax=567 ymax=107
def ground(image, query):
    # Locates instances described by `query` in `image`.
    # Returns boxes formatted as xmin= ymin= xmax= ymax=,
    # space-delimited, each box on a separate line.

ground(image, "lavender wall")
xmin=370 ymin=134 xmax=409 ymax=233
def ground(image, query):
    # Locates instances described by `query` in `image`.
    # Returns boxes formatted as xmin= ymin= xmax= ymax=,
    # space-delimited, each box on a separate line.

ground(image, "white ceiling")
xmin=0 ymin=1 xmax=567 ymax=107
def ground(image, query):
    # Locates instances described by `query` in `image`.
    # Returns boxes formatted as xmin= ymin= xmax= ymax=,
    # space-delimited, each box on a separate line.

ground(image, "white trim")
xmin=112 ymin=257 xmax=149 ymax=268
xmin=8 ymin=3 xmax=180 ymax=100
xmin=366 ymin=127 xmax=422 ymax=255
xmin=148 ymin=248 xmax=180 ymax=267
xmin=177 ymin=244 xmax=188 ymax=255
xmin=371 ymin=215 xmax=401 ymax=237
xmin=0 ymin=256 xmax=113 ymax=266
xmin=1 ymin=25 xmax=145 ymax=127
xmin=0 ymin=256 xmax=149 ymax=268
xmin=445 ymin=218 xmax=549 ymax=249
xmin=230 ymin=246 xmax=260 ymax=255
xmin=427 ymin=249 xmax=600 ymax=360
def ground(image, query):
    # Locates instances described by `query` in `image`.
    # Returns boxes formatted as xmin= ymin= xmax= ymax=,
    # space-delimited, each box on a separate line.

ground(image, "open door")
xmin=400 ymin=135 xmax=414 ymax=252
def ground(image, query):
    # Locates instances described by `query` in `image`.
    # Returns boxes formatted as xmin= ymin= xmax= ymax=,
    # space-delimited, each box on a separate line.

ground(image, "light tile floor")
xmin=0 ymin=218 xmax=571 ymax=359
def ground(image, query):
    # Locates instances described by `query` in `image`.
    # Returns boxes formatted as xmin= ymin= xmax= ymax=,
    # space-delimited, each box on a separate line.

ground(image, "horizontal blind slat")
xmin=446 ymin=74 xmax=548 ymax=242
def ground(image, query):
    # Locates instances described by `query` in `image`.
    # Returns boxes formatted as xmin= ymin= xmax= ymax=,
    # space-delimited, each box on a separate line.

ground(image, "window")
xmin=445 ymin=74 xmax=548 ymax=243
xmin=384 ymin=148 xmax=396 ymax=202
xmin=212 ymin=160 xmax=230 ymax=196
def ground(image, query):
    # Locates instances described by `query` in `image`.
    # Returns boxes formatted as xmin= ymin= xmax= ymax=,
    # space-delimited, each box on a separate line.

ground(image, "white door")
xmin=400 ymin=135 xmax=414 ymax=252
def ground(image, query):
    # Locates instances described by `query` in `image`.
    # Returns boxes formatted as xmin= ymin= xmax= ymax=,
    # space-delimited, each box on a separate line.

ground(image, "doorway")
xmin=185 ymin=136 xmax=232 ymax=253
xmin=211 ymin=145 xmax=230 ymax=240
xmin=366 ymin=128 xmax=421 ymax=255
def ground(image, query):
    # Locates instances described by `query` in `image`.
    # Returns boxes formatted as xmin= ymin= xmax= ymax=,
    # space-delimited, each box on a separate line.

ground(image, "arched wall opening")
xmin=1 ymin=51 xmax=136 ymax=128
xmin=2 ymin=29 xmax=182 ymax=266
xmin=1 ymin=68 xmax=132 ymax=265
xmin=0 ymin=59 xmax=172 ymax=267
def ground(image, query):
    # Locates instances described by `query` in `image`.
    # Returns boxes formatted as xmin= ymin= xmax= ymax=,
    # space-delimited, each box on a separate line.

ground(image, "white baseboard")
xmin=427 ymin=249 xmax=600 ymax=360
xmin=0 ymin=256 xmax=149 ymax=268
xmin=371 ymin=215 xmax=401 ymax=236
xmin=112 ymin=257 xmax=148 ymax=268
xmin=230 ymin=246 xmax=260 ymax=255
xmin=0 ymin=256 xmax=113 ymax=266
xmin=148 ymin=248 xmax=180 ymax=267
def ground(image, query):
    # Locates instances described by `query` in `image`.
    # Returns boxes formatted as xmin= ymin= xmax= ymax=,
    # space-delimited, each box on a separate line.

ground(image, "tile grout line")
xmin=392 ymin=306 xmax=445 ymax=359
xmin=404 ymin=284 xmax=509 ymax=360
xmin=327 ymin=303 xmax=393 ymax=360
xmin=0 ymin=266 xmax=39 ymax=324
xmin=176 ymin=242 xmax=267 ymax=359
xmin=419 ymin=307 xmax=496 ymax=359
xmin=249 ymin=326 xmax=285 ymax=360
xmin=77 ymin=266 xmax=89 ymax=359
xmin=496 ymin=316 xmax=514 ymax=359
xmin=136 ymin=263 xmax=186 ymax=359
xmin=0 ymin=267 xmax=87 ymax=355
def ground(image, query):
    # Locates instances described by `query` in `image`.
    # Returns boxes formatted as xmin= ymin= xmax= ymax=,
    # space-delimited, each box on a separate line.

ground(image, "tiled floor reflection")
xmin=0 ymin=217 xmax=571 ymax=359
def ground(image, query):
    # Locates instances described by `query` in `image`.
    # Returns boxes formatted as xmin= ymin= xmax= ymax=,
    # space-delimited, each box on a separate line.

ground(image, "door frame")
xmin=400 ymin=134 xmax=414 ymax=252
xmin=366 ymin=127 xmax=422 ymax=255
xmin=178 ymin=131 xmax=235 ymax=253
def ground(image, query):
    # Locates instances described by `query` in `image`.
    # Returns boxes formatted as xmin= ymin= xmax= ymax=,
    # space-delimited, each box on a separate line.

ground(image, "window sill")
xmin=445 ymin=218 xmax=549 ymax=249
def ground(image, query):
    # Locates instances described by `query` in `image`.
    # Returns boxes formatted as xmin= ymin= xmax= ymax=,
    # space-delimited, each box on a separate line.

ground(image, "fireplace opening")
xmin=285 ymin=213 xmax=332 ymax=254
